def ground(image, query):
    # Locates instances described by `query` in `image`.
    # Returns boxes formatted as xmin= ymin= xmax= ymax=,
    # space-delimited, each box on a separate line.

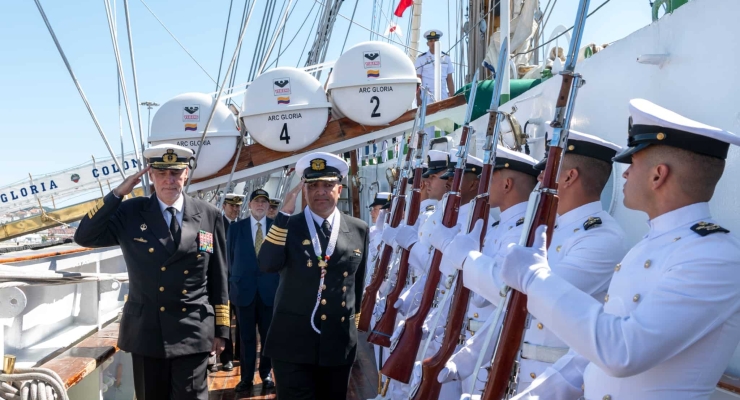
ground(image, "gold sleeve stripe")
xmin=265 ymin=236 xmax=285 ymax=246
xmin=267 ymin=233 xmax=287 ymax=241
xmin=268 ymin=230 xmax=287 ymax=238
xmin=216 ymin=316 xmax=230 ymax=326
xmin=269 ymin=226 xmax=288 ymax=234
xmin=214 ymin=304 xmax=229 ymax=311
xmin=87 ymin=198 xmax=105 ymax=218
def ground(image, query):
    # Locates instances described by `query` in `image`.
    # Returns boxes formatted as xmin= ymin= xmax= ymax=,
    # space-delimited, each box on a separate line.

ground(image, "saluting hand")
xmin=113 ymin=166 xmax=151 ymax=197
xmin=280 ymin=180 xmax=305 ymax=215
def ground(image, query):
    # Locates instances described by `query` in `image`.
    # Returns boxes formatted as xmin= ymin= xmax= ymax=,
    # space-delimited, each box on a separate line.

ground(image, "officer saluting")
xmin=258 ymin=152 xmax=368 ymax=400
xmin=74 ymin=144 xmax=228 ymax=400
xmin=415 ymin=29 xmax=455 ymax=106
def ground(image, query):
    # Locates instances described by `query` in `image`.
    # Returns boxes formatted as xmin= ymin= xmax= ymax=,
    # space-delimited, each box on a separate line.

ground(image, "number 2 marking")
xmin=370 ymin=96 xmax=381 ymax=118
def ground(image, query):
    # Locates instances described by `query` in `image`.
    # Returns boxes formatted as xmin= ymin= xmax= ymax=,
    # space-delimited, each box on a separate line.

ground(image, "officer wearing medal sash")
xmin=506 ymin=99 xmax=740 ymax=400
xmin=74 ymin=144 xmax=229 ymax=400
xmin=258 ymin=152 xmax=369 ymax=400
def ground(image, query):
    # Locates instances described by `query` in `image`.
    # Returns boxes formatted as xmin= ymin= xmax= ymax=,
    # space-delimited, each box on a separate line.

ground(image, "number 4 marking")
xmin=280 ymin=123 xmax=291 ymax=144
xmin=370 ymin=96 xmax=381 ymax=118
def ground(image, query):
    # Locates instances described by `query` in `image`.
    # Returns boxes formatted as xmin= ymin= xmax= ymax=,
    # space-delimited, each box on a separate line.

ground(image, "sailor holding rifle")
xmin=74 ymin=144 xmax=229 ymax=400
xmin=258 ymin=152 xmax=368 ymax=400
xmin=505 ymin=99 xmax=740 ymax=400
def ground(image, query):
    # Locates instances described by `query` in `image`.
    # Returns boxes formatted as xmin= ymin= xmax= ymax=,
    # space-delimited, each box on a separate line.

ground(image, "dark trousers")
xmin=131 ymin=352 xmax=209 ymax=400
xmin=236 ymin=293 xmax=273 ymax=383
xmin=272 ymin=359 xmax=352 ymax=400
xmin=219 ymin=304 xmax=239 ymax=364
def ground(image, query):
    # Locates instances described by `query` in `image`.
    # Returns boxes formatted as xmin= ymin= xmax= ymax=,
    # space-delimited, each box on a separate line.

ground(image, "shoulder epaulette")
xmin=426 ymin=204 xmax=436 ymax=212
xmin=419 ymin=52 xmax=427 ymax=57
xmin=583 ymin=217 xmax=602 ymax=231
xmin=516 ymin=217 xmax=525 ymax=227
xmin=492 ymin=221 xmax=500 ymax=228
xmin=690 ymin=221 xmax=729 ymax=236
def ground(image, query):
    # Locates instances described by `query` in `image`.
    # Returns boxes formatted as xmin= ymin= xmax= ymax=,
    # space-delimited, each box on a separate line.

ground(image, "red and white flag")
xmin=384 ymin=22 xmax=403 ymax=39
xmin=394 ymin=0 xmax=413 ymax=17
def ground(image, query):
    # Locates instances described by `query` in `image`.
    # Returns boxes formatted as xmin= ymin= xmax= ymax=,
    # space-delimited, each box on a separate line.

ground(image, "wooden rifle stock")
xmin=480 ymin=148 xmax=560 ymax=400
xmin=413 ymin=156 xmax=494 ymax=399
xmin=368 ymin=163 xmax=424 ymax=346
xmin=357 ymin=179 xmax=408 ymax=332
xmin=380 ymin=131 xmax=472 ymax=382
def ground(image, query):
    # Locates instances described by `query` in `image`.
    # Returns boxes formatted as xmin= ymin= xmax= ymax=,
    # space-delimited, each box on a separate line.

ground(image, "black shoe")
xmin=261 ymin=376 xmax=275 ymax=390
xmin=235 ymin=381 xmax=254 ymax=392
xmin=222 ymin=361 xmax=234 ymax=371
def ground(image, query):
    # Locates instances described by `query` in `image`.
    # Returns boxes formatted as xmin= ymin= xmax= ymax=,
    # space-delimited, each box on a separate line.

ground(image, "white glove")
xmin=501 ymin=225 xmax=551 ymax=294
xmin=437 ymin=361 xmax=461 ymax=383
xmin=394 ymin=224 xmax=419 ymax=250
xmin=381 ymin=223 xmax=399 ymax=247
xmin=427 ymin=221 xmax=461 ymax=252
xmin=440 ymin=219 xmax=484 ymax=274
xmin=379 ymin=280 xmax=391 ymax=296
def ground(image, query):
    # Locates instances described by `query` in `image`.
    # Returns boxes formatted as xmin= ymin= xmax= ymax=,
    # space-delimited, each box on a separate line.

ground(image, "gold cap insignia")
xmin=311 ymin=158 xmax=326 ymax=171
xmin=140 ymin=224 xmax=147 ymax=231
xmin=430 ymin=31 xmax=437 ymax=37
xmin=162 ymin=149 xmax=178 ymax=164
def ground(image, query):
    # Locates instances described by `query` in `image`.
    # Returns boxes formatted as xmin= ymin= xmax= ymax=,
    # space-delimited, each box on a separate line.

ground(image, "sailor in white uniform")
xmin=415 ymin=29 xmax=455 ymax=105
xmin=437 ymin=131 xmax=628 ymax=397
xmin=505 ymin=99 xmax=740 ymax=400
xmin=432 ymin=146 xmax=539 ymax=396
xmin=368 ymin=192 xmax=391 ymax=243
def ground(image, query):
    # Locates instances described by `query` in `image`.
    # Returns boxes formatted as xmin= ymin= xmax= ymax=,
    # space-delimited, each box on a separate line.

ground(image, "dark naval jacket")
xmin=227 ymin=216 xmax=279 ymax=307
xmin=258 ymin=210 xmax=368 ymax=366
xmin=74 ymin=191 xmax=229 ymax=359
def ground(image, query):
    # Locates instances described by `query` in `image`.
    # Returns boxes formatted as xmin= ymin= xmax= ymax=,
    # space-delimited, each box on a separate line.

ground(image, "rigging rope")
xmin=138 ymin=0 xmax=219 ymax=86
xmin=215 ymin=0 xmax=236 ymax=93
xmin=339 ymin=0 xmax=360 ymax=55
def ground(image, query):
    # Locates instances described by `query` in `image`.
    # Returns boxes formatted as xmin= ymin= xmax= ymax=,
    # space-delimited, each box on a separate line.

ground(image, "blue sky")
xmin=1 ymin=0 xmax=651 ymax=186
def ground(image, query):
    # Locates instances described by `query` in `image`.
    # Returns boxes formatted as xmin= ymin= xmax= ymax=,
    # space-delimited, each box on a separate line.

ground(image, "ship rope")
xmin=214 ymin=0 xmax=237 ymax=93
xmin=0 ymin=367 xmax=69 ymax=400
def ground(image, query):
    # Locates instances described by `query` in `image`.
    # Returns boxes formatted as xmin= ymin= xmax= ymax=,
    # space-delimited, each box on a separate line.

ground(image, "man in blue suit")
xmin=228 ymin=189 xmax=279 ymax=392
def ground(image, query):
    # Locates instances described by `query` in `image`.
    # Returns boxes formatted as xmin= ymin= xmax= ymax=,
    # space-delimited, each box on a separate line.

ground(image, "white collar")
xmin=498 ymin=201 xmax=529 ymax=226
xmin=556 ymin=201 xmax=603 ymax=228
xmin=250 ymin=214 xmax=266 ymax=226
xmin=420 ymin=198 xmax=438 ymax=208
xmin=158 ymin=194 xmax=184 ymax=214
xmin=310 ymin=207 xmax=340 ymax=229
xmin=647 ymin=202 xmax=711 ymax=239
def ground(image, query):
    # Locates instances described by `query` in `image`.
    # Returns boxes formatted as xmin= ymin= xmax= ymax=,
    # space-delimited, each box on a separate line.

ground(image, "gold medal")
xmin=318 ymin=260 xmax=328 ymax=268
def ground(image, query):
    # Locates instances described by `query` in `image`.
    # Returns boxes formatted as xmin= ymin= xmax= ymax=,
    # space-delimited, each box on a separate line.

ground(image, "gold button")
xmin=530 ymin=373 xmax=536 ymax=379
xmin=556 ymin=245 xmax=562 ymax=252
xmin=322 ymin=285 xmax=327 ymax=290
xmin=573 ymin=228 xmax=580 ymax=233
xmin=159 ymin=287 xmax=164 ymax=292
xmin=605 ymin=294 xmax=610 ymax=302
xmin=182 ymin=308 xmax=187 ymax=312
xmin=615 ymin=263 xmax=621 ymax=272
xmin=341 ymin=317 xmax=345 ymax=322
xmin=184 ymin=270 xmax=189 ymax=275
xmin=633 ymin=294 xmax=640 ymax=302
xmin=471 ymin=331 xmax=475 ymax=336
xmin=161 ymin=266 xmax=166 ymax=271
xmin=321 ymin=299 xmax=327 ymax=305
xmin=603 ymin=396 xmax=611 ymax=400
xmin=182 ymin=290 xmax=187 ymax=294
xmin=537 ymin=323 xmax=543 ymax=330
xmin=644 ymin=260 xmax=651 ymax=268
xmin=341 ymin=301 xmax=346 ymax=307
xmin=321 ymin=315 xmax=327 ymax=321
xmin=160 ymin=307 xmax=165 ymax=312
xmin=343 ymin=272 xmax=348 ymax=277
xmin=149 ymin=248 xmax=154 ymax=253
xmin=342 ymin=286 xmax=347 ymax=292
xmin=473 ymin=313 xmax=479 ymax=318
xmin=568 ymin=144 xmax=575 ymax=151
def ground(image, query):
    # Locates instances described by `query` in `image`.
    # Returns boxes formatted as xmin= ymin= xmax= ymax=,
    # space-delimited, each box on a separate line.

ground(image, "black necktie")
xmin=321 ymin=219 xmax=332 ymax=238
xmin=167 ymin=207 xmax=181 ymax=247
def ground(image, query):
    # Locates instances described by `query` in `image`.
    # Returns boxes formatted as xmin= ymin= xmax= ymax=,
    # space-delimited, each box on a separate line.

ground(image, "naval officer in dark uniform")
xmin=74 ymin=144 xmax=229 ymax=400
xmin=258 ymin=152 xmax=369 ymax=400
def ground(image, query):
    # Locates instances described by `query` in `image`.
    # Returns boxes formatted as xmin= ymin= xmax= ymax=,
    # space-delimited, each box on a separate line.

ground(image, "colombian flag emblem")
xmin=277 ymin=97 xmax=290 ymax=104
xmin=184 ymin=123 xmax=198 ymax=131
xmin=367 ymin=70 xmax=380 ymax=78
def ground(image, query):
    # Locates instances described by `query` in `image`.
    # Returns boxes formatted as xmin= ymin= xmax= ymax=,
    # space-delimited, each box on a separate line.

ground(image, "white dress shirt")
xmin=250 ymin=214 xmax=267 ymax=244
xmin=158 ymin=194 xmax=184 ymax=227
